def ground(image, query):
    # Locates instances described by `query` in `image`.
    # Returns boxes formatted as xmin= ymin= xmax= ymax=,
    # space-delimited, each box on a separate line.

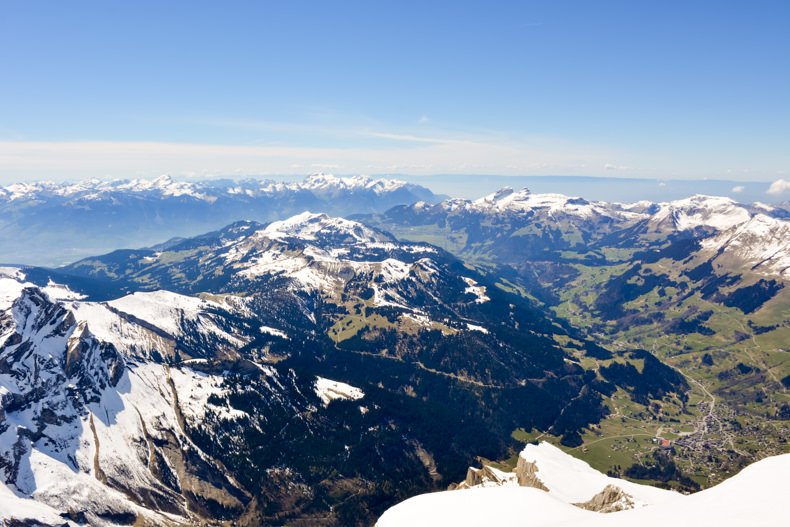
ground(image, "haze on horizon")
xmin=1 ymin=1 xmax=788 ymax=194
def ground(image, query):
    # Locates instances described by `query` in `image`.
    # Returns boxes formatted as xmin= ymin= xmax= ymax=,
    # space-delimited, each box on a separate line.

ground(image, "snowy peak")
xmin=647 ymin=195 xmax=754 ymax=232
xmin=491 ymin=186 xmax=516 ymax=201
xmin=300 ymin=172 xmax=408 ymax=194
xmin=701 ymin=213 xmax=790 ymax=278
xmin=222 ymin=214 xmax=448 ymax=295
xmin=433 ymin=187 xmax=641 ymax=223
xmin=261 ymin=211 xmax=393 ymax=245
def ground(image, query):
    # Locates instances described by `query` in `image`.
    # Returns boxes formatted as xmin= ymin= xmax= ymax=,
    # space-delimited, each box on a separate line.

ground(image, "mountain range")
xmin=0 ymin=173 xmax=443 ymax=267
xmin=0 ymin=176 xmax=788 ymax=525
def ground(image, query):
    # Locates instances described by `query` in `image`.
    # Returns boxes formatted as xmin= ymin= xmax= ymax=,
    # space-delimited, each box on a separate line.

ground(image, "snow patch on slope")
xmin=314 ymin=377 xmax=365 ymax=406
xmin=109 ymin=291 xmax=219 ymax=337
xmin=462 ymin=277 xmax=490 ymax=303
xmin=170 ymin=366 xmax=248 ymax=422
xmin=42 ymin=280 xmax=86 ymax=302
xmin=260 ymin=326 xmax=289 ymax=339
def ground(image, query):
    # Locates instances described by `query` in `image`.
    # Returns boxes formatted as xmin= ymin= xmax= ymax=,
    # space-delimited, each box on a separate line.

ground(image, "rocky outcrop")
xmin=573 ymin=484 xmax=635 ymax=513
xmin=451 ymin=457 xmax=550 ymax=491
xmin=516 ymin=456 xmax=549 ymax=492
xmin=454 ymin=465 xmax=515 ymax=489
xmin=64 ymin=322 xmax=126 ymax=405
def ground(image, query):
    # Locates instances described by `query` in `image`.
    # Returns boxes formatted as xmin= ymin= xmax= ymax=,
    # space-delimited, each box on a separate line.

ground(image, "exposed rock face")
xmin=0 ymin=282 xmax=253 ymax=525
xmin=458 ymin=466 xmax=515 ymax=489
xmin=452 ymin=456 xmax=550 ymax=491
xmin=516 ymin=456 xmax=549 ymax=492
xmin=573 ymin=484 xmax=636 ymax=513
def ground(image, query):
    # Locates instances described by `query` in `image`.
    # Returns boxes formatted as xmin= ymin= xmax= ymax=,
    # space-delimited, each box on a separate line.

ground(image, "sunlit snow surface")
xmin=518 ymin=443 xmax=678 ymax=506
xmin=377 ymin=442 xmax=790 ymax=527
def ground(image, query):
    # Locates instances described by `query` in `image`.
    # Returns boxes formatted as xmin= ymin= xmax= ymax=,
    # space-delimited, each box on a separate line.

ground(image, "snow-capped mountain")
xmin=379 ymin=188 xmax=789 ymax=245
xmin=376 ymin=441 xmax=790 ymax=527
xmin=0 ymin=262 xmax=344 ymax=520
xmin=364 ymin=188 xmax=790 ymax=282
xmin=699 ymin=214 xmax=790 ymax=278
xmin=0 ymin=173 xmax=443 ymax=267
xmin=0 ymin=173 xmax=425 ymax=204
xmin=62 ymin=213 xmax=479 ymax=319
xmin=469 ymin=187 xmax=641 ymax=223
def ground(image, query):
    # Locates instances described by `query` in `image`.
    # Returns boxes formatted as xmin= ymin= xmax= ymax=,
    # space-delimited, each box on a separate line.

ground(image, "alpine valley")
xmin=0 ymin=175 xmax=789 ymax=526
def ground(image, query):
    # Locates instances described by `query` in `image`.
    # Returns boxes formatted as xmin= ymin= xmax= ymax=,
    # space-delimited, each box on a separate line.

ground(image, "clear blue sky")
xmin=1 ymin=0 xmax=788 ymax=187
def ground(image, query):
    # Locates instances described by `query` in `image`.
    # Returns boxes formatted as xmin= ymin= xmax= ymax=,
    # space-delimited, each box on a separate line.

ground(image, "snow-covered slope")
xmin=452 ymin=442 xmax=679 ymax=508
xmin=377 ymin=486 xmax=593 ymax=527
xmin=3 ymin=264 xmax=388 ymax=525
xmin=700 ymin=214 xmax=790 ymax=278
xmin=376 ymin=442 xmax=790 ymax=527
xmin=260 ymin=210 xmax=392 ymax=244
xmin=516 ymin=442 xmax=679 ymax=506
xmin=636 ymin=195 xmax=753 ymax=232
xmin=224 ymin=213 xmax=436 ymax=297
xmin=368 ymin=189 xmax=790 ymax=284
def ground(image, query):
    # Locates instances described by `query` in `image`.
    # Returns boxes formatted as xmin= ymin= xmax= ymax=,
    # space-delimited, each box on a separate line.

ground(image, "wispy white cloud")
xmin=732 ymin=185 xmax=745 ymax=193
xmin=418 ymin=115 xmax=429 ymax=124
xmin=604 ymin=163 xmax=632 ymax=171
xmin=767 ymin=179 xmax=790 ymax=195
xmin=366 ymin=132 xmax=478 ymax=145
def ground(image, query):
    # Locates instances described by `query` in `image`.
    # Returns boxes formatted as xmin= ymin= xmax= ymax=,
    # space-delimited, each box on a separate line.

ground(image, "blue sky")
xmin=1 ymin=0 xmax=788 ymax=188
